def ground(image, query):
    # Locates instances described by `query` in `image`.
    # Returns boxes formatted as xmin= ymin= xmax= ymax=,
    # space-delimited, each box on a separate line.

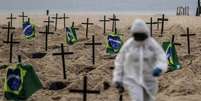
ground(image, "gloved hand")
xmin=115 ymin=81 xmax=124 ymax=93
xmin=152 ymin=68 xmax=162 ymax=77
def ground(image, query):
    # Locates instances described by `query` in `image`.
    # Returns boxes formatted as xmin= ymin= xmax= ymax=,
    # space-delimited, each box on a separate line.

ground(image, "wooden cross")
xmin=3 ymin=32 xmax=20 ymax=63
xmin=180 ymin=27 xmax=196 ymax=55
xmin=157 ymin=14 xmax=168 ymax=37
xmin=6 ymin=13 xmax=17 ymax=27
xmin=52 ymin=13 xmax=62 ymax=31
xmin=2 ymin=22 xmax=15 ymax=43
xmin=99 ymin=15 xmax=110 ymax=34
xmin=82 ymin=18 xmax=94 ymax=39
xmin=39 ymin=25 xmax=54 ymax=51
xmin=85 ymin=35 xmax=102 ymax=65
xmin=171 ymin=35 xmax=181 ymax=46
xmin=52 ymin=43 xmax=74 ymax=79
xmin=60 ymin=13 xmax=70 ymax=30
xmin=109 ymin=14 xmax=120 ymax=32
xmin=44 ymin=16 xmax=54 ymax=30
xmin=71 ymin=22 xmax=79 ymax=30
xmin=146 ymin=17 xmax=158 ymax=37
xmin=69 ymin=76 xmax=100 ymax=101
xmin=18 ymin=12 xmax=28 ymax=26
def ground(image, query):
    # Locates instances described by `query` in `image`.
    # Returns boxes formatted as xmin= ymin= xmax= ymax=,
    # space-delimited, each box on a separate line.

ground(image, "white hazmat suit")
xmin=113 ymin=19 xmax=168 ymax=101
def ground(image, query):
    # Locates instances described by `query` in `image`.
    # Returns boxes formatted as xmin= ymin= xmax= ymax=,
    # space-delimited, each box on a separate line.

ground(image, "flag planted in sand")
xmin=23 ymin=18 xmax=36 ymax=40
xmin=106 ymin=31 xmax=123 ymax=56
xmin=162 ymin=41 xmax=181 ymax=71
xmin=3 ymin=63 xmax=42 ymax=100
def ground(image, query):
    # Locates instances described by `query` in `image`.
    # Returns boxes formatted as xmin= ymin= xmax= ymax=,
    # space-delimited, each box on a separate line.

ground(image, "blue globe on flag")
xmin=23 ymin=21 xmax=35 ymax=39
xmin=108 ymin=35 xmax=121 ymax=49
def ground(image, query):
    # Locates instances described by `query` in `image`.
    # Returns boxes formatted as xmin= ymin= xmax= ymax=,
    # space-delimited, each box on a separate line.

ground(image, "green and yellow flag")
xmin=3 ymin=63 xmax=42 ymax=100
xmin=66 ymin=27 xmax=78 ymax=45
xmin=23 ymin=20 xmax=36 ymax=40
xmin=162 ymin=41 xmax=181 ymax=71
xmin=106 ymin=32 xmax=123 ymax=55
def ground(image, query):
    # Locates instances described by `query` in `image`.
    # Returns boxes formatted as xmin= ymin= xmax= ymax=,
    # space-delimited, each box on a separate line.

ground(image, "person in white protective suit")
xmin=113 ymin=19 xmax=168 ymax=101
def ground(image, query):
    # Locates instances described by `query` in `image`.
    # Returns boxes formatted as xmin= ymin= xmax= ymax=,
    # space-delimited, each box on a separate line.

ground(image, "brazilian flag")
xmin=3 ymin=63 xmax=42 ymax=100
xmin=106 ymin=32 xmax=123 ymax=55
xmin=162 ymin=41 xmax=181 ymax=71
xmin=66 ymin=27 xmax=78 ymax=44
xmin=23 ymin=21 xmax=36 ymax=40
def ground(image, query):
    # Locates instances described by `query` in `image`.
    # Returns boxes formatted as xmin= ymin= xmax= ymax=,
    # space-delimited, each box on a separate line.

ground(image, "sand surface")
xmin=0 ymin=13 xmax=201 ymax=101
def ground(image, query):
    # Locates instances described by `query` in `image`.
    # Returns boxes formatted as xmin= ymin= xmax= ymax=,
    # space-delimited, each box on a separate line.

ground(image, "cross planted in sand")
xmin=2 ymin=22 xmax=15 ymax=43
xmin=3 ymin=32 xmax=20 ymax=63
xmin=44 ymin=16 xmax=54 ymax=31
xmin=39 ymin=25 xmax=54 ymax=51
xmin=85 ymin=35 xmax=102 ymax=65
xmin=6 ymin=13 xmax=16 ymax=27
xmin=146 ymin=17 xmax=158 ymax=37
xmin=82 ymin=18 xmax=94 ymax=39
xmin=157 ymin=14 xmax=168 ymax=37
xmin=52 ymin=13 xmax=62 ymax=31
xmin=60 ymin=13 xmax=70 ymax=30
xmin=180 ymin=27 xmax=196 ymax=55
xmin=99 ymin=15 xmax=110 ymax=34
xmin=52 ymin=43 xmax=74 ymax=79
xmin=18 ymin=12 xmax=28 ymax=27
xmin=109 ymin=14 xmax=120 ymax=32
xmin=171 ymin=35 xmax=182 ymax=46
xmin=69 ymin=76 xmax=100 ymax=101
xmin=71 ymin=22 xmax=79 ymax=30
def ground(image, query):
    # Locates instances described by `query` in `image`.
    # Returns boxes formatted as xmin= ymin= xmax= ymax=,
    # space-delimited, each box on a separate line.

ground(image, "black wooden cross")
xmin=99 ymin=15 xmax=110 ymax=34
xmin=52 ymin=43 xmax=74 ymax=79
xmin=85 ymin=35 xmax=102 ymax=65
xmin=82 ymin=18 xmax=94 ymax=39
xmin=2 ymin=22 xmax=15 ymax=43
xmin=180 ymin=27 xmax=196 ymax=55
xmin=52 ymin=13 xmax=62 ymax=31
xmin=39 ymin=25 xmax=54 ymax=51
xmin=60 ymin=13 xmax=70 ymax=30
xmin=109 ymin=14 xmax=120 ymax=32
xmin=146 ymin=17 xmax=158 ymax=37
xmin=157 ymin=14 xmax=168 ymax=37
xmin=69 ymin=76 xmax=100 ymax=101
xmin=18 ymin=12 xmax=28 ymax=26
xmin=6 ymin=13 xmax=17 ymax=27
xmin=44 ymin=16 xmax=54 ymax=30
xmin=71 ymin=22 xmax=79 ymax=30
xmin=3 ymin=32 xmax=20 ymax=63
xmin=171 ymin=35 xmax=182 ymax=46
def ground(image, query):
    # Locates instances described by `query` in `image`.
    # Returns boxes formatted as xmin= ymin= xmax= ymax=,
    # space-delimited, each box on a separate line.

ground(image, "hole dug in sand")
xmin=47 ymin=81 xmax=69 ymax=90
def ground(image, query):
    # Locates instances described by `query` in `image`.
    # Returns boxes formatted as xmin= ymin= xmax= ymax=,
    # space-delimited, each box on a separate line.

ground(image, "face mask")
xmin=132 ymin=33 xmax=148 ymax=41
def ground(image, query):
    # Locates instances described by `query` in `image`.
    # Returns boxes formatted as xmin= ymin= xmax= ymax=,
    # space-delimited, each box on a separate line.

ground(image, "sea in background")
xmin=0 ymin=0 xmax=197 ymax=15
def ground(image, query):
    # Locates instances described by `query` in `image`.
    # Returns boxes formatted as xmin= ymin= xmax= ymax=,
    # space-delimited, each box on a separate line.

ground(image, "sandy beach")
xmin=0 ymin=13 xmax=201 ymax=101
